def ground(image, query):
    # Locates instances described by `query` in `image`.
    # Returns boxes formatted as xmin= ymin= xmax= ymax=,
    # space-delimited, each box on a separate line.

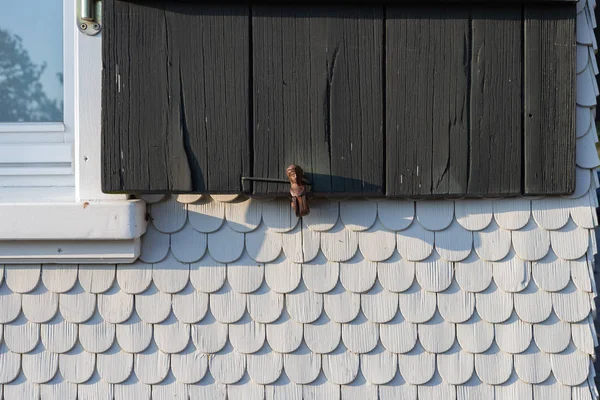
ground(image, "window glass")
xmin=0 ymin=0 xmax=63 ymax=122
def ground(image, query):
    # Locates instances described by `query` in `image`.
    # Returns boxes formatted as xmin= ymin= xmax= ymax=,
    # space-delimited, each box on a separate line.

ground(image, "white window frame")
xmin=0 ymin=0 xmax=147 ymax=264
xmin=0 ymin=0 xmax=75 ymax=188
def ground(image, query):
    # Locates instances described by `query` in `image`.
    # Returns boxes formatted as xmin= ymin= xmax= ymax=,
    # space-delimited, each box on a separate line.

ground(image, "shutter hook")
xmin=286 ymin=165 xmax=310 ymax=217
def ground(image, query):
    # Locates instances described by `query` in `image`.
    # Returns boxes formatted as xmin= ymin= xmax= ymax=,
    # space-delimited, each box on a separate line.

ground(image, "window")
xmin=0 ymin=0 xmax=74 ymax=188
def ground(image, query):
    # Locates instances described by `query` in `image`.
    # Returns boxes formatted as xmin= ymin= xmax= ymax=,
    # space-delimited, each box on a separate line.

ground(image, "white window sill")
xmin=0 ymin=188 xmax=146 ymax=264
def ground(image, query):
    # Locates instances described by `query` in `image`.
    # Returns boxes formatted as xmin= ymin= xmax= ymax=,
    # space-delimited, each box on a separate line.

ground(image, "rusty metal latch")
xmin=241 ymin=165 xmax=311 ymax=217
xmin=77 ymin=0 xmax=102 ymax=36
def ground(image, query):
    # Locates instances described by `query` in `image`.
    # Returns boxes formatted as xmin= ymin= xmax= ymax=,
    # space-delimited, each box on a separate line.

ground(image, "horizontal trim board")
xmin=102 ymin=1 xmax=576 ymax=197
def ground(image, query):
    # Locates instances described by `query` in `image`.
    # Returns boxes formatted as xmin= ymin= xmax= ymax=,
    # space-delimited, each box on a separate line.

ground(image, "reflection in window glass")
xmin=0 ymin=0 xmax=63 ymax=122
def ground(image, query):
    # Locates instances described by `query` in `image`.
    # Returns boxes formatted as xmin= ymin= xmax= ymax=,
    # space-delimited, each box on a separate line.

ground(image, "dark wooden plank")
xmin=468 ymin=7 xmax=523 ymax=195
xmin=386 ymin=6 xmax=470 ymax=196
xmin=102 ymin=1 xmax=249 ymax=193
xmin=252 ymin=6 xmax=384 ymax=195
xmin=524 ymin=4 xmax=576 ymax=194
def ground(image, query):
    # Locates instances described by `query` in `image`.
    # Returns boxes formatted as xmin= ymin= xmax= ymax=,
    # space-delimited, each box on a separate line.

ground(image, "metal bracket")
xmin=77 ymin=0 xmax=102 ymax=36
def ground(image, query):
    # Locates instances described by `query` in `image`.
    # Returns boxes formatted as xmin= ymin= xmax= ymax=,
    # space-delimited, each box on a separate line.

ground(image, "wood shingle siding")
xmin=102 ymin=0 xmax=577 ymax=197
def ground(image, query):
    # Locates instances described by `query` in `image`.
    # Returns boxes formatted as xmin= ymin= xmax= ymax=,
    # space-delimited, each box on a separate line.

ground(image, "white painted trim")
xmin=0 ymin=200 xmax=146 ymax=240
xmin=0 ymin=123 xmax=65 ymax=133
xmin=0 ymin=238 xmax=141 ymax=264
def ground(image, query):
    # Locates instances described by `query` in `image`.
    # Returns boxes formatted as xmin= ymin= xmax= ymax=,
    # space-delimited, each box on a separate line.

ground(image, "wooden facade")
xmin=102 ymin=0 xmax=576 ymax=196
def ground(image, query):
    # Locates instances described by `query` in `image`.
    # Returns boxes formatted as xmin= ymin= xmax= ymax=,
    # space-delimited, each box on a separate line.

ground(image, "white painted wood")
xmin=473 ymin=220 xmax=512 ymax=262
xmin=0 ymin=342 xmax=21 ymax=383
xmin=210 ymin=281 xmax=246 ymax=324
xmin=341 ymin=311 xmax=378 ymax=353
xmin=455 ymin=199 xmax=493 ymax=231
xmin=152 ymin=377 xmax=189 ymax=400
xmin=212 ymin=194 xmax=240 ymax=203
xmin=265 ymin=375 xmax=303 ymax=400
xmin=284 ymin=343 xmax=322 ymax=385
xmin=97 ymin=283 xmax=133 ymax=324
xmin=261 ymin=198 xmax=299 ymax=233
xmin=77 ymin=311 xmax=116 ymax=353
xmin=533 ymin=374 xmax=572 ymax=400
xmin=340 ymin=253 xmax=377 ymax=293
xmin=437 ymin=280 xmax=475 ymax=323
xmin=492 ymin=250 xmax=531 ymax=293
xmin=513 ymin=281 xmax=553 ymax=324
xmin=58 ymin=283 xmax=96 ymax=324
xmin=150 ymin=199 xmax=187 ymax=234
xmin=495 ymin=312 xmax=533 ymax=354
xmin=176 ymin=194 xmax=203 ymax=204
xmin=41 ymin=265 xmax=78 ymax=293
xmin=247 ymin=284 xmax=284 ymax=324
xmin=207 ymin=224 xmax=245 ymax=264
xmin=228 ymin=375 xmax=265 ymax=400
xmin=456 ymin=312 xmax=494 ymax=354
xmin=139 ymin=224 xmax=170 ymax=264
xmin=514 ymin=342 xmax=553 ymax=384
xmin=494 ymin=373 xmax=532 ymax=400
xmin=377 ymin=200 xmax=414 ymax=231
xmin=360 ymin=344 xmax=397 ymax=384
xmin=21 ymin=344 xmax=59 ymax=383
xmin=0 ymin=200 xmax=145 ymax=239
xmin=171 ymin=222 xmax=207 ymax=263
xmin=550 ymin=220 xmax=589 ymax=261
xmin=435 ymin=220 xmax=473 ymax=262
xmin=303 ymin=199 xmax=340 ymax=232
xmin=576 ymin=130 xmax=600 ymax=168
xmin=533 ymin=312 xmax=572 ymax=354
xmin=229 ymin=314 xmax=266 ymax=354
xmin=134 ymin=341 xmax=170 ymax=384
xmin=22 ymin=284 xmax=59 ymax=323
xmin=339 ymin=199 xmax=377 ymax=232
xmin=532 ymin=198 xmax=571 ymax=230
xmin=552 ymin=281 xmax=592 ymax=323
xmin=286 ymin=282 xmax=324 ymax=324
xmin=172 ymin=283 xmax=208 ymax=324
xmin=188 ymin=198 xmax=225 ymax=233
xmin=190 ymin=311 xmax=228 ymax=354
xmin=416 ymin=200 xmax=454 ymax=231
xmin=96 ymin=344 xmax=134 ymax=384
xmin=246 ymin=223 xmax=283 ymax=263
xmin=550 ymin=343 xmax=590 ymax=386
xmin=474 ymin=342 xmax=513 ymax=385
xmin=532 ymin=251 xmax=571 ymax=292
xmin=5 ymin=264 xmax=40 ymax=293
xmin=135 ymin=283 xmax=172 ymax=324
xmin=322 ymin=343 xmax=359 ymax=385
xmin=208 ymin=343 xmax=246 ymax=384
xmin=190 ymin=254 xmax=227 ymax=294
xmin=361 ymin=281 xmax=399 ymax=323
xmin=170 ymin=343 xmax=208 ymax=384
xmin=246 ymin=344 xmax=283 ymax=385
xmin=398 ymin=282 xmax=437 ymax=323
xmin=3 ymin=374 xmax=40 ymax=399
xmin=76 ymin=374 xmax=114 ymax=400
xmin=266 ymin=310 xmax=303 ymax=354
xmin=475 ymin=281 xmax=513 ymax=323
xmin=40 ymin=314 xmax=77 ymax=354
xmin=320 ymin=220 xmax=359 ymax=263
xmin=340 ymin=372 xmax=378 ymax=399
xmin=493 ymin=198 xmax=531 ymax=230
xmin=396 ymin=221 xmax=434 ymax=262
xmin=0 ymin=284 xmax=21 ymax=324
xmin=414 ymin=252 xmax=453 ymax=293
xmin=113 ymin=377 xmax=151 ymax=400
xmin=417 ymin=311 xmax=455 ymax=354
xmin=572 ymin=316 xmax=598 ymax=355
xmin=116 ymin=260 xmax=152 ymax=294
xmin=456 ymin=376 xmax=494 ymax=400
xmin=225 ymin=199 xmax=262 ymax=233
xmin=377 ymin=252 xmax=416 ymax=293
xmin=302 ymin=372 xmax=340 ymax=399
xmin=115 ymin=311 xmax=152 ymax=353
xmin=58 ymin=343 xmax=96 ymax=383
xmin=304 ymin=314 xmax=342 ymax=355
xmin=39 ymin=376 xmax=77 ymax=400
xmin=264 ymin=255 xmax=302 ymax=294
xmin=379 ymin=313 xmax=418 ymax=354
xmin=3 ymin=314 xmax=40 ymax=353
xmin=378 ymin=373 xmax=418 ymax=400
xmin=437 ymin=341 xmax=475 ymax=385
xmin=323 ymin=283 xmax=361 ymax=323
xmin=152 ymin=253 xmax=189 ymax=294
xmin=358 ymin=220 xmax=397 ymax=262
xmin=281 ymin=222 xmax=320 ymax=263
xmin=397 ymin=342 xmax=436 ymax=385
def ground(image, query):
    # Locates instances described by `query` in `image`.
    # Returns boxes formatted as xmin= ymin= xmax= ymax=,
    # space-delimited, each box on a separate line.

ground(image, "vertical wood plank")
xmin=252 ymin=6 xmax=384 ymax=195
xmin=469 ymin=7 xmax=523 ymax=195
xmin=102 ymin=1 xmax=249 ymax=193
xmin=524 ymin=5 xmax=576 ymax=195
xmin=386 ymin=7 xmax=470 ymax=196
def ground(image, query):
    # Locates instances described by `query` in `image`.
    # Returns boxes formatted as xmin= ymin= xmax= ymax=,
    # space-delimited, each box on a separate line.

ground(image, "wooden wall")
xmin=102 ymin=0 xmax=576 ymax=197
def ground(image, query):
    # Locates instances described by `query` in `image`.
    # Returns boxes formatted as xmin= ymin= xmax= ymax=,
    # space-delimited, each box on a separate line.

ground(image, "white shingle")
xmin=417 ymin=311 xmax=456 ymax=354
xmin=576 ymin=130 xmax=600 ymax=169
xmin=188 ymin=374 xmax=227 ymax=399
xmin=135 ymin=283 xmax=172 ymax=324
xmin=340 ymin=253 xmax=377 ymax=293
xmin=533 ymin=374 xmax=572 ymax=400
xmin=361 ymin=280 xmax=398 ymax=323
xmin=572 ymin=316 xmax=598 ymax=355
xmin=396 ymin=221 xmax=434 ymax=262
xmin=229 ymin=314 xmax=265 ymax=355
xmin=416 ymin=200 xmax=454 ymax=231
xmin=340 ymin=199 xmax=377 ymax=232
xmin=456 ymin=376 xmax=494 ymax=400
xmin=437 ymin=341 xmax=475 ymax=385
xmin=79 ymin=264 xmax=116 ymax=294
xmin=456 ymin=312 xmax=494 ymax=354
xmin=493 ymin=198 xmax=531 ymax=231
xmin=225 ymin=199 xmax=262 ymax=233
xmin=3 ymin=374 xmax=40 ymax=400
xmin=281 ymin=223 xmax=320 ymax=264
xmin=0 ymin=342 xmax=21 ymax=384
xmin=0 ymin=284 xmax=22 ymax=323
xmin=246 ymin=344 xmax=283 ymax=385
xmin=322 ymin=344 xmax=360 ymax=385
xmin=417 ymin=372 xmax=457 ymax=399
xmin=59 ymin=282 xmax=96 ymax=324
xmin=40 ymin=314 xmax=77 ymax=354
xmin=532 ymin=198 xmax=571 ymax=230
xmin=154 ymin=314 xmax=190 ymax=354
xmin=398 ymin=282 xmax=437 ymax=323
xmin=58 ymin=343 xmax=95 ymax=384
xmin=434 ymin=219 xmax=473 ymax=262
xmin=377 ymin=200 xmax=414 ymax=231
xmin=358 ymin=220 xmax=397 ymax=262
xmin=380 ymin=312 xmax=417 ymax=354
xmin=264 ymin=255 xmax=302 ymax=294
xmin=116 ymin=260 xmax=152 ymax=294
xmin=41 ymin=265 xmax=78 ymax=293
xmin=151 ymin=375 xmax=189 ymax=400
xmin=40 ymin=375 xmax=77 ymax=400
xmin=247 ymin=284 xmax=284 ymax=324
xmin=550 ymin=343 xmax=591 ymax=386
xmin=533 ymin=312 xmax=572 ymax=354
xmin=139 ymin=223 xmax=169 ymax=264
xmin=4 ymin=314 xmax=39 ymax=353
xmin=494 ymin=372 xmax=532 ymax=400
xmin=360 ymin=344 xmax=397 ymax=385
xmin=455 ymin=199 xmax=493 ymax=231
xmin=378 ymin=373 xmax=418 ymax=400
xmin=323 ymin=283 xmax=360 ymax=324
xmin=190 ymin=311 xmax=227 ymax=354
xmin=474 ymin=342 xmax=513 ymax=385
xmin=302 ymin=252 xmax=339 ymax=294
xmin=302 ymin=373 xmax=340 ymax=399
xmin=475 ymin=281 xmax=513 ymax=323
xmin=172 ymin=283 xmax=208 ymax=324
xmin=207 ymin=223 xmax=245 ymax=264
xmin=208 ymin=343 xmax=246 ymax=384
xmin=455 ymin=251 xmax=493 ymax=293
xmin=495 ymin=312 xmax=532 ymax=354
xmin=170 ymin=343 xmax=208 ymax=384
xmin=512 ymin=219 xmax=551 ymax=262
xmin=210 ymin=281 xmax=246 ymax=324
xmin=513 ymin=280 xmax=553 ymax=324
xmin=5 ymin=264 xmax=40 ymax=294
xmin=150 ymin=198 xmax=187 ymax=234
xmin=113 ymin=375 xmax=151 ymax=400
xmin=266 ymin=311 xmax=303 ymax=354
xmin=473 ymin=220 xmax=512 ymax=262
xmin=397 ymin=342 xmax=435 ymax=385
xmin=190 ymin=254 xmax=227 ymax=293
xmin=415 ymin=252 xmax=454 ymax=293
xmin=514 ymin=342 xmax=552 ymax=384
xmin=320 ymin=220 xmax=359 ymax=263
xmin=552 ymin=281 xmax=592 ymax=323
xmin=78 ymin=312 xmax=115 ymax=353
xmin=377 ymin=252 xmax=415 ymax=293
xmin=259 ymin=198 xmax=299 ymax=233
xmin=226 ymin=374 xmax=265 ymax=400
xmin=228 ymin=253 xmax=264 ymax=294
xmin=284 ymin=343 xmax=322 ymax=385
xmin=188 ymin=198 xmax=225 ymax=233
xmin=303 ymin=199 xmax=339 ymax=232
xmin=264 ymin=374 xmax=303 ymax=400
xmin=76 ymin=374 xmax=114 ymax=400
xmin=133 ymin=340 xmax=170 ymax=384
xmin=340 ymin=372 xmax=378 ymax=399
xmin=437 ymin=280 xmax=475 ymax=323
xmin=97 ymin=282 xmax=134 ymax=324
xmin=550 ymin=220 xmax=590 ymax=261
xmin=341 ymin=311 xmax=378 ymax=354
xmin=96 ymin=343 xmax=134 ymax=384
xmin=246 ymin=223 xmax=283 ymax=263
xmin=115 ymin=312 xmax=152 ymax=353
xmin=532 ymin=251 xmax=571 ymax=292
xmin=170 ymin=221 xmax=207 ymax=263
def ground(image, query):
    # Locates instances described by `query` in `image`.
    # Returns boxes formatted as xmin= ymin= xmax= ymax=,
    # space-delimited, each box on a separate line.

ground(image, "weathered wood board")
xmin=524 ymin=5 xmax=576 ymax=194
xmin=252 ymin=6 xmax=384 ymax=195
xmin=102 ymin=0 xmax=577 ymax=197
xmin=102 ymin=0 xmax=250 ymax=193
